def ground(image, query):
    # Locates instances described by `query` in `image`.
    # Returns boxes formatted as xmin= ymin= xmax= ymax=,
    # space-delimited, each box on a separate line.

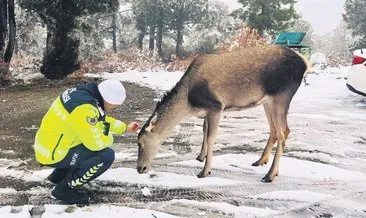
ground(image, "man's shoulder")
xmin=61 ymin=83 xmax=98 ymax=113
xmin=73 ymin=103 xmax=99 ymax=116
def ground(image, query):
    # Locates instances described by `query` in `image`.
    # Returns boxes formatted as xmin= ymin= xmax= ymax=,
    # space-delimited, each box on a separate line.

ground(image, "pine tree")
xmin=133 ymin=0 xmax=163 ymax=52
xmin=166 ymin=0 xmax=208 ymax=57
xmin=232 ymin=0 xmax=299 ymax=36
xmin=20 ymin=0 xmax=119 ymax=79
xmin=133 ymin=0 xmax=208 ymax=58
xmin=15 ymin=4 xmax=46 ymax=57
xmin=343 ymin=0 xmax=366 ymax=48
xmin=185 ymin=1 xmax=236 ymax=55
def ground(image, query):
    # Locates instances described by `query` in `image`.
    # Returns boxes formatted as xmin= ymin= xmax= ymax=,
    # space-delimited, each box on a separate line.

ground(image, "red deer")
xmin=137 ymin=45 xmax=309 ymax=182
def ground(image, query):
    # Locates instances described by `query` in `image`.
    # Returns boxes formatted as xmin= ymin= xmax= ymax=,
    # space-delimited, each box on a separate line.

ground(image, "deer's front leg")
xmin=196 ymin=118 xmax=208 ymax=162
xmin=262 ymin=123 xmax=287 ymax=182
xmin=252 ymin=132 xmax=276 ymax=166
xmin=262 ymin=139 xmax=285 ymax=182
xmin=197 ymin=111 xmax=221 ymax=178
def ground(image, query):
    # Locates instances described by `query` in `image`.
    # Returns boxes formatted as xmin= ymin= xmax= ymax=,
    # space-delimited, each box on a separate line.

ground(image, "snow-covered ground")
xmin=2 ymin=66 xmax=366 ymax=217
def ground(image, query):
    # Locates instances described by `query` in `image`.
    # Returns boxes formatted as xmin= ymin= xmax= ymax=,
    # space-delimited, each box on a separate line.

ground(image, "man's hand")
xmin=127 ymin=122 xmax=140 ymax=132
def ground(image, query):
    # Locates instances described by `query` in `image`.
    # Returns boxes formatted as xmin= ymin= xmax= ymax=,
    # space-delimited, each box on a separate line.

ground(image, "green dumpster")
xmin=274 ymin=32 xmax=311 ymax=60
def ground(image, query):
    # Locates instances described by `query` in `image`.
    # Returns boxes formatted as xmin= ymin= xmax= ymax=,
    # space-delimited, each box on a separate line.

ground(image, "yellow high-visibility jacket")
xmin=34 ymin=83 xmax=127 ymax=165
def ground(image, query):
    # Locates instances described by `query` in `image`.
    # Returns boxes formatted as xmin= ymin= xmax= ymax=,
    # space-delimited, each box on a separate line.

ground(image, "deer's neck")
xmin=153 ymin=90 xmax=190 ymax=141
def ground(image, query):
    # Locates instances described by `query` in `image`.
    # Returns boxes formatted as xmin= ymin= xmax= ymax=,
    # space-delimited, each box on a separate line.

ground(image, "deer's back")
xmin=185 ymin=45 xmax=308 ymax=110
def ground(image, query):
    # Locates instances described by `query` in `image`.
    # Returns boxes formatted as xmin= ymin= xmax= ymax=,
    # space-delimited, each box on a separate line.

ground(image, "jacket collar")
xmin=90 ymin=83 xmax=105 ymax=110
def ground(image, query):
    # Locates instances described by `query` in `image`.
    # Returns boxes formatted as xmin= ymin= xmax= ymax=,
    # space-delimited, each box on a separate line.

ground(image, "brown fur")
xmin=137 ymin=45 xmax=309 ymax=182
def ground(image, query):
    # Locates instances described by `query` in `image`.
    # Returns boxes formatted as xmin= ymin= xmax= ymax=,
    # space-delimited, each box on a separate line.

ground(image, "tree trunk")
xmin=175 ymin=27 xmax=183 ymax=58
xmin=4 ymin=0 xmax=15 ymax=63
xmin=0 ymin=0 xmax=7 ymax=85
xmin=257 ymin=29 xmax=264 ymax=37
xmin=112 ymin=13 xmax=117 ymax=53
xmin=0 ymin=0 xmax=15 ymax=85
xmin=149 ymin=25 xmax=155 ymax=52
xmin=138 ymin=30 xmax=145 ymax=50
xmin=0 ymin=0 xmax=7 ymax=56
xmin=156 ymin=9 xmax=163 ymax=58
xmin=137 ymin=17 xmax=145 ymax=50
xmin=41 ymin=17 xmax=80 ymax=79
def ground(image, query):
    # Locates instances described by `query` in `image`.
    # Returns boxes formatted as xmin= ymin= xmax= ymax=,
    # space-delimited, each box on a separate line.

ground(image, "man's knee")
xmin=99 ymin=148 xmax=115 ymax=164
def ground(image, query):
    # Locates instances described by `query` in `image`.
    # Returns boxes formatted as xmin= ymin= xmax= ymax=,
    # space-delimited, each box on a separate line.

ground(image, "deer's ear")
xmin=145 ymin=114 xmax=157 ymax=132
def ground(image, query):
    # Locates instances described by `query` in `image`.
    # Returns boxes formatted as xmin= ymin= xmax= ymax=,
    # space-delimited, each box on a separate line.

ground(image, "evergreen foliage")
xmin=232 ymin=0 xmax=299 ymax=36
xmin=343 ymin=0 xmax=366 ymax=48
xmin=20 ymin=0 xmax=119 ymax=79
xmin=133 ymin=0 xmax=208 ymax=58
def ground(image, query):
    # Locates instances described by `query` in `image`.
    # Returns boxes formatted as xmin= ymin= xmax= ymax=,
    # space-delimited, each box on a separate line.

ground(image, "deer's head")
xmin=137 ymin=113 xmax=161 ymax=173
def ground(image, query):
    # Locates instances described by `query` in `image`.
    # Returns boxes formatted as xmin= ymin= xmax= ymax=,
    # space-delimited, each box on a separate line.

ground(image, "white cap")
xmin=98 ymin=79 xmax=126 ymax=105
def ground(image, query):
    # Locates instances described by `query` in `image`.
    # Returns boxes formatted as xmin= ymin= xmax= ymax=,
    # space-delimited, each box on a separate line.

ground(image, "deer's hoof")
xmin=261 ymin=174 xmax=274 ymax=183
xmin=196 ymin=155 xmax=206 ymax=162
xmin=252 ymin=160 xmax=266 ymax=167
xmin=197 ymin=170 xmax=211 ymax=178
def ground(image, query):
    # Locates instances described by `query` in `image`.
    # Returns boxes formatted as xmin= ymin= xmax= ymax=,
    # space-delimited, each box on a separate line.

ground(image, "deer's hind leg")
xmin=196 ymin=118 xmax=208 ymax=162
xmin=252 ymin=103 xmax=277 ymax=167
xmin=261 ymin=95 xmax=291 ymax=183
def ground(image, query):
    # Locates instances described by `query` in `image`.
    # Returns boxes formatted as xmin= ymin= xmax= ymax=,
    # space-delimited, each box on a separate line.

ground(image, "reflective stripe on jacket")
xmin=34 ymin=83 xmax=127 ymax=165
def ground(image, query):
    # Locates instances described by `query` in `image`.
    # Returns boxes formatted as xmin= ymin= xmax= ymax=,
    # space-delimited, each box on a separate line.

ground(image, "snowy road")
xmin=1 ymin=67 xmax=366 ymax=217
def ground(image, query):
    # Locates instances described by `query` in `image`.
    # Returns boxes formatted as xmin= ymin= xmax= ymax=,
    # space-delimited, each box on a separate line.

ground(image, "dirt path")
xmin=0 ymin=78 xmax=157 ymax=167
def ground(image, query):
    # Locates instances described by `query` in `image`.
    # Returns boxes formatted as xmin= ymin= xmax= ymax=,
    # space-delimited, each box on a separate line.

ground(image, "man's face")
xmin=104 ymin=101 xmax=119 ymax=111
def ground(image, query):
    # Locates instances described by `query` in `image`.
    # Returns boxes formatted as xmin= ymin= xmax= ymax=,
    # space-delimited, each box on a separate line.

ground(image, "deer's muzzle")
xmin=137 ymin=165 xmax=148 ymax=174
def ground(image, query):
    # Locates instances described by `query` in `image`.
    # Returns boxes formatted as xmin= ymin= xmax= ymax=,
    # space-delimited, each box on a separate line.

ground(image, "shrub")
xmin=78 ymin=47 xmax=166 ymax=74
xmin=217 ymin=26 xmax=270 ymax=52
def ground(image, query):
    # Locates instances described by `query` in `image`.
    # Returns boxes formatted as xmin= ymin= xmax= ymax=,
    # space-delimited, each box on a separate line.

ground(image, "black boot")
xmin=51 ymin=180 xmax=89 ymax=204
xmin=48 ymin=168 xmax=70 ymax=184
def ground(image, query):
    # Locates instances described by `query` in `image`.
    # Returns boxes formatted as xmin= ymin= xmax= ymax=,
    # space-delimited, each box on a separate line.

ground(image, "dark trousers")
xmin=49 ymin=144 xmax=115 ymax=187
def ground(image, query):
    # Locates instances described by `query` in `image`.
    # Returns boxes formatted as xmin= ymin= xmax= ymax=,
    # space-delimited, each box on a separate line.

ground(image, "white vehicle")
xmin=346 ymin=49 xmax=366 ymax=96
